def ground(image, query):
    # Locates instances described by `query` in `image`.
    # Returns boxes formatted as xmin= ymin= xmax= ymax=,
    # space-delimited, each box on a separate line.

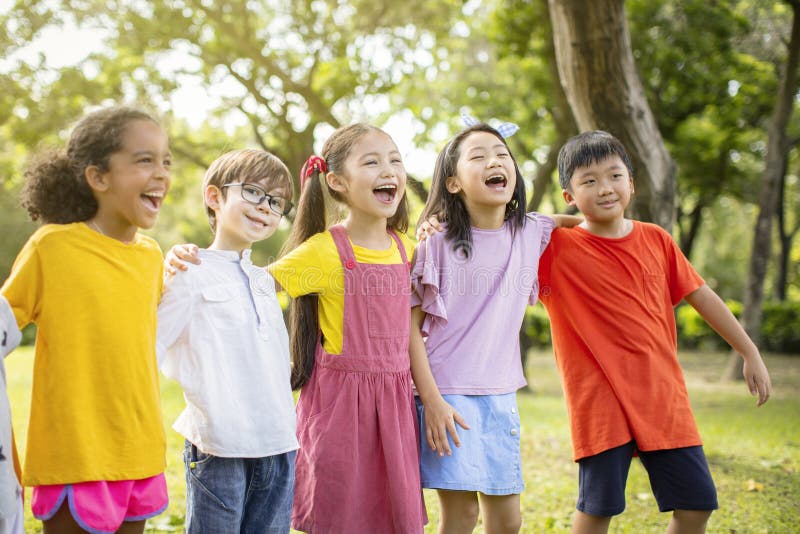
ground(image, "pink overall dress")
xmin=292 ymin=225 xmax=427 ymax=533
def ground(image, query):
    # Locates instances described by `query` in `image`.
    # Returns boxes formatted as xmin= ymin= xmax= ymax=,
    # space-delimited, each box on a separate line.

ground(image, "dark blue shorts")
xmin=577 ymin=441 xmax=718 ymax=517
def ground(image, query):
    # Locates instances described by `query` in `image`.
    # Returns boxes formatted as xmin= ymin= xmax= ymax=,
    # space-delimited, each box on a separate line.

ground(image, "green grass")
xmin=6 ymin=348 xmax=799 ymax=533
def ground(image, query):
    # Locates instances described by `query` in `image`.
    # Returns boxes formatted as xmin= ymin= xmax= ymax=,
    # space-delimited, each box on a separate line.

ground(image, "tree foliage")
xmin=0 ymin=0 xmax=797 ymax=308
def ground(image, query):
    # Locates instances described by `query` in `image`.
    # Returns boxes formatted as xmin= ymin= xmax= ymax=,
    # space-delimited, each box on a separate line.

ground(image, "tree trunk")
xmin=528 ymin=6 xmax=576 ymax=212
xmin=548 ymin=0 xmax=676 ymax=231
xmin=677 ymin=198 xmax=707 ymax=261
xmin=677 ymin=151 xmax=728 ymax=260
xmin=774 ymin=154 xmax=799 ymax=302
xmin=520 ymin=0 xmax=579 ymax=393
xmin=528 ymin=145 xmax=556 ymax=212
xmin=775 ymin=158 xmax=789 ymax=301
xmin=724 ymin=0 xmax=800 ymax=380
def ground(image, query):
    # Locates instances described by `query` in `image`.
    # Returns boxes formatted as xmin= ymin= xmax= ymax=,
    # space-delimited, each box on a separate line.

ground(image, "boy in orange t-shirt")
xmin=538 ymin=131 xmax=772 ymax=534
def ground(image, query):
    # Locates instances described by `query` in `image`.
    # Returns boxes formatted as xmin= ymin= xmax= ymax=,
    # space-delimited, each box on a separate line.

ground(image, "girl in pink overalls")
xmin=270 ymin=124 xmax=427 ymax=533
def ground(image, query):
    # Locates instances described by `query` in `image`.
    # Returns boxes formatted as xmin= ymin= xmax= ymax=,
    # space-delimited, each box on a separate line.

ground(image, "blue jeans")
xmin=184 ymin=441 xmax=296 ymax=534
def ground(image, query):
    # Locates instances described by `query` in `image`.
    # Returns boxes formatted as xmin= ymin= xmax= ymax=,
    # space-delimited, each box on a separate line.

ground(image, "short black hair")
xmin=557 ymin=130 xmax=633 ymax=190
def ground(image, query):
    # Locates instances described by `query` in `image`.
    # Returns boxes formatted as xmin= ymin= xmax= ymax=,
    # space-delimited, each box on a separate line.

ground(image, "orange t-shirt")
xmin=538 ymin=222 xmax=705 ymax=461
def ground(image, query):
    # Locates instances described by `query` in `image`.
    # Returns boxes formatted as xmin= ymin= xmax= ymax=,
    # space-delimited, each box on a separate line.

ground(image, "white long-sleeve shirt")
xmin=157 ymin=249 xmax=298 ymax=458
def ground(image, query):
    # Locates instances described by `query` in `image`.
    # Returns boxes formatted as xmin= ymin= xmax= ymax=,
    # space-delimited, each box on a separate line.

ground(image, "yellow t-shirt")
xmin=269 ymin=230 xmax=415 ymax=354
xmin=1 ymin=223 xmax=166 ymax=485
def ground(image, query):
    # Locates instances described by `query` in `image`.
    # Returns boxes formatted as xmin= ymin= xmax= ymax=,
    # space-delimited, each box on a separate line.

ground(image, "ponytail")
xmin=282 ymin=160 xmax=328 ymax=390
xmin=22 ymin=150 xmax=98 ymax=223
xmin=283 ymin=123 xmax=409 ymax=389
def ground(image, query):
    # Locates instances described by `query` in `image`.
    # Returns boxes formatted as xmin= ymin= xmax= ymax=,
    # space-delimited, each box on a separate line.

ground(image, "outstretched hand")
xmin=423 ymin=396 xmax=470 ymax=457
xmin=164 ymin=244 xmax=201 ymax=276
xmin=415 ymin=216 xmax=443 ymax=242
xmin=743 ymin=354 xmax=772 ymax=407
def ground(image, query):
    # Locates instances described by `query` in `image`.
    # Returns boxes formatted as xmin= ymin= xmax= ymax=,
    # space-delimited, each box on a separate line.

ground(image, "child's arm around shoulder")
xmin=550 ymin=213 xmax=582 ymax=228
xmin=164 ymin=244 xmax=201 ymax=276
xmin=684 ymin=285 xmax=772 ymax=406
xmin=416 ymin=214 xmax=582 ymax=242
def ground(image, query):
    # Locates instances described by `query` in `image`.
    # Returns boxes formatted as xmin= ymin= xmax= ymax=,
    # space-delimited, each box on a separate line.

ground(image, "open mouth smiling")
xmin=484 ymin=174 xmax=507 ymax=189
xmin=373 ymin=184 xmax=398 ymax=203
xmin=141 ymin=191 xmax=164 ymax=211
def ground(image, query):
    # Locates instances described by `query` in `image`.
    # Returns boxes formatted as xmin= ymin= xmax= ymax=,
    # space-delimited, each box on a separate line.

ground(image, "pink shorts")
xmin=32 ymin=473 xmax=168 ymax=534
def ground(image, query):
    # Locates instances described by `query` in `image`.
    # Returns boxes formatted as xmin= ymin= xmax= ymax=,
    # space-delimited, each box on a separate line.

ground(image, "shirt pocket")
xmin=200 ymin=284 xmax=246 ymax=328
xmin=643 ymin=272 xmax=668 ymax=314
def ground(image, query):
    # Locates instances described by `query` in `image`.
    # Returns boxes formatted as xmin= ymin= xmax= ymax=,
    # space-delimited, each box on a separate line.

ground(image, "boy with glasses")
xmin=157 ymin=149 xmax=298 ymax=533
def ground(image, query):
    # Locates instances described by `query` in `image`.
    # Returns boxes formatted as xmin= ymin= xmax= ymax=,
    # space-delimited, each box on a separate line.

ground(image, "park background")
xmin=1 ymin=0 xmax=798 ymax=532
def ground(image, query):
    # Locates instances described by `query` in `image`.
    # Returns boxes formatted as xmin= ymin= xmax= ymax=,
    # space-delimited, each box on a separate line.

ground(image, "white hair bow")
xmin=461 ymin=112 xmax=519 ymax=138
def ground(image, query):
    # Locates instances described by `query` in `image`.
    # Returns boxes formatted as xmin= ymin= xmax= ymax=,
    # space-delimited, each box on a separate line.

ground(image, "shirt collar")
xmin=198 ymin=248 xmax=251 ymax=263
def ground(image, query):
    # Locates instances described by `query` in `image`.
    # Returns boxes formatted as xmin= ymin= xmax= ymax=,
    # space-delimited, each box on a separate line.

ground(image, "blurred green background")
xmin=2 ymin=0 xmax=799 ymax=531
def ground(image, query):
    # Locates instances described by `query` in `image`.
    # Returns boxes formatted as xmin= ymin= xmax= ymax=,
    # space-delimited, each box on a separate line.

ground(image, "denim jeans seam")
xmin=184 ymin=443 xmax=235 ymax=514
xmin=187 ymin=467 xmax=235 ymax=513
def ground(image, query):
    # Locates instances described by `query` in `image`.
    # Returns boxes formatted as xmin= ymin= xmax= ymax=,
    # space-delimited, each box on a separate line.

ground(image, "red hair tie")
xmin=300 ymin=155 xmax=328 ymax=189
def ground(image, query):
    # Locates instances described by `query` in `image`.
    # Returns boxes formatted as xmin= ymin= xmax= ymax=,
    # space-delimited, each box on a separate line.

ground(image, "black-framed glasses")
xmin=221 ymin=183 xmax=294 ymax=216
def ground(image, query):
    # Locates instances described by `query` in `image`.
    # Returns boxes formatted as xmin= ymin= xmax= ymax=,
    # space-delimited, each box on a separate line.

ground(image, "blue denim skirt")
xmin=415 ymin=392 xmax=524 ymax=495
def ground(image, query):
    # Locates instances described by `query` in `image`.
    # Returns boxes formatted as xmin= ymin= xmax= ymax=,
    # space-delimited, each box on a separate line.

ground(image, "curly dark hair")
xmin=21 ymin=107 xmax=160 ymax=224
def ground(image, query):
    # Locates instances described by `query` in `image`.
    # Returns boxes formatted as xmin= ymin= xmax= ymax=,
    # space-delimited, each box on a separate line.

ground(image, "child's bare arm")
xmin=416 ymin=214 xmax=582 ymax=241
xmin=409 ymin=306 xmax=469 ymax=456
xmin=551 ymin=214 xmax=583 ymax=228
xmin=684 ymin=284 xmax=772 ymax=406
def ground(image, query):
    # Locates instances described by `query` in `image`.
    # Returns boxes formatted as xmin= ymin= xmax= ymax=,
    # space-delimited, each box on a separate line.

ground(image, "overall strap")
xmin=330 ymin=225 xmax=408 ymax=268
xmin=328 ymin=225 xmax=356 ymax=268
xmin=387 ymin=228 xmax=409 ymax=266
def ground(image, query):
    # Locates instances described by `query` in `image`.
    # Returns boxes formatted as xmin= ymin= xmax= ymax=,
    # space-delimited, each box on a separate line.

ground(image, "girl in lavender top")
xmin=410 ymin=122 xmax=576 ymax=533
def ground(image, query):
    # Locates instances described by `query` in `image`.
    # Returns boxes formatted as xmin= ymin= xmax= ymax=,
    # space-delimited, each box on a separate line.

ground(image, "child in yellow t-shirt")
xmin=1 ymin=107 xmax=172 ymax=534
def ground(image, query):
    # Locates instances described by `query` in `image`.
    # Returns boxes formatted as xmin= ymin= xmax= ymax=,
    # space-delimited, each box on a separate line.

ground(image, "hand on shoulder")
xmin=415 ymin=216 xmax=444 ymax=242
xmin=164 ymin=244 xmax=201 ymax=276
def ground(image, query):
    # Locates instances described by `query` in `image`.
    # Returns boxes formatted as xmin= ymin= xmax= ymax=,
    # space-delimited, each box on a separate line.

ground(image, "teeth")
xmin=247 ymin=215 xmax=267 ymax=226
xmin=374 ymin=184 xmax=396 ymax=191
xmin=143 ymin=192 xmax=164 ymax=198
